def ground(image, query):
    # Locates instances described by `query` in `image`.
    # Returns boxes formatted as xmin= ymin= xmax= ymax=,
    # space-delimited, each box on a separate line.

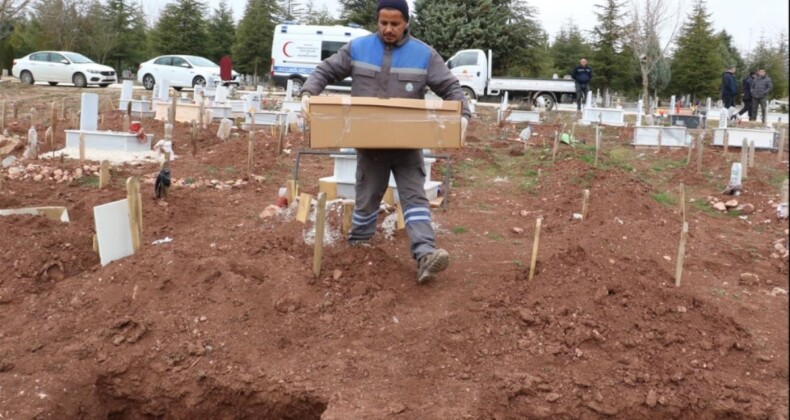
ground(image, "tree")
xmin=667 ymin=0 xmax=721 ymax=101
xmin=748 ymin=32 xmax=789 ymax=99
xmin=0 ymin=0 xmax=32 ymax=27
xmin=628 ymin=0 xmax=683 ymax=113
xmin=276 ymin=0 xmax=302 ymax=22
xmin=591 ymin=0 xmax=628 ymax=101
xmin=103 ymin=0 xmax=148 ymax=74
xmin=232 ymin=0 xmax=277 ymax=77
xmin=551 ymin=18 xmax=591 ymax=78
xmin=302 ymin=0 xmax=336 ymax=25
xmin=339 ymin=0 xmax=376 ymax=31
xmin=496 ymin=0 xmax=551 ymax=77
xmin=206 ymin=0 xmax=235 ymax=62
xmin=28 ymin=0 xmax=87 ymax=51
xmin=149 ymin=0 xmax=209 ymax=56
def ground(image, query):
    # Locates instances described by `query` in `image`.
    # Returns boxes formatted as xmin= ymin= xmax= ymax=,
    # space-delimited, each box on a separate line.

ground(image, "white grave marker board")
xmin=80 ymin=93 xmax=99 ymax=131
xmin=94 ymin=199 xmax=134 ymax=266
xmin=120 ymin=80 xmax=134 ymax=101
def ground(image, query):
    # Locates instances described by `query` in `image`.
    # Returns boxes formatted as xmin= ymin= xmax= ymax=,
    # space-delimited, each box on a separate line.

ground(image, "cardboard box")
xmin=308 ymin=96 xmax=462 ymax=149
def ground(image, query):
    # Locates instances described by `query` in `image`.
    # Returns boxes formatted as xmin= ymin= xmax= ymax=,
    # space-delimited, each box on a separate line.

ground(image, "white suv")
xmin=12 ymin=51 xmax=117 ymax=87
xmin=137 ymin=55 xmax=240 ymax=90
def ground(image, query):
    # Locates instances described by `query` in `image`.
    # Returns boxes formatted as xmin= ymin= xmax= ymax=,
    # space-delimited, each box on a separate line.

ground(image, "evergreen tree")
xmin=206 ymin=0 xmax=236 ymax=61
xmin=667 ymin=0 xmax=721 ymax=101
xmin=339 ymin=0 xmax=376 ymax=30
xmin=103 ymin=0 xmax=148 ymax=74
xmin=551 ymin=18 xmax=592 ymax=78
xmin=149 ymin=0 xmax=209 ymax=56
xmin=276 ymin=0 xmax=303 ymax=22
xmin=591 ymin=0 xmax=628 ymax=97
xmin=748 ymin=33 xmax=789 ymax=98
xmin=232 ymin=0 xmax=277 ymax=77
xmin=496 ymin=0 xmax=551 ymax=77
xmin=302 ymin=0 xmax=336 ymax=25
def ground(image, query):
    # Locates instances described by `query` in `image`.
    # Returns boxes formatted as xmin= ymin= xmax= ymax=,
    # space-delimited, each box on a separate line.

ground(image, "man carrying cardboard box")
xmin=299 ymin=0 xmax=471 ymax=284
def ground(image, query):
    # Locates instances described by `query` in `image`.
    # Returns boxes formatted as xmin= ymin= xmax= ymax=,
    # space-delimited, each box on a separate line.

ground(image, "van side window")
xmin=321 ymin=41 xmax=345 ymax=61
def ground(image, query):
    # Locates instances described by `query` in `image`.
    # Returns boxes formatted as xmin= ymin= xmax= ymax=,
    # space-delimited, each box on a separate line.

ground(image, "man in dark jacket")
xmin=737 ymin=71 xmax=755 ymax=121
xmin=571 ymin=58 xmax=592 ymax=111
xmin=751 ymin=67 xmax=773 ymax=124
xmin=720 ymin=65 xmax=737 ymax=110
xmin=300 ymin=0 xmax=471 ymax=284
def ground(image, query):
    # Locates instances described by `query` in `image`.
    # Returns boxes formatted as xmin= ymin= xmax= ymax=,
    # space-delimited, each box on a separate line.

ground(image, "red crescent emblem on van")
xmin=283 ymin=41 xmax=293 ymax=57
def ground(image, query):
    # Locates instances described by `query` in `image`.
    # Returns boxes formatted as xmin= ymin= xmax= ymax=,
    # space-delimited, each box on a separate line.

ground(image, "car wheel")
xmin=73 ymin=73 xmax=87 ymax=88
xmin=173 ymin=87 xmax=183 ymax=92
xmin=534 ymin=93 xmax=556 ymax=111
xmin=142 ymin=74 xmax=155 ymax=90
xmin=99 ymin=84 xmax=110 ymax=88
xmin=461 ymin=87 xmax=476 ymax=101
xmin=20 ymin=71 xmax=34 ymax=85
xmin=192 ymin=76 xmax=206 ymax=88
xmin=288 ymin=77 xmax=304 ymax=96
xmin=48 ymin=82 xmax=58 ymax=86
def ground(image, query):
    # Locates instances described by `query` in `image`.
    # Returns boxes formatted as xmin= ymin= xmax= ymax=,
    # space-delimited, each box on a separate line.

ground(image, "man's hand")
xmin=461 ymin=117 xmax=469 ymax=145
xmin=300 ymin=93 xmax=311 ymax=120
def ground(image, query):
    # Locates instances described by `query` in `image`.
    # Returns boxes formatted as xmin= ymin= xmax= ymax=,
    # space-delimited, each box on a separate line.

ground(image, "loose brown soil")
xmin=1 ymin=82 xmax=788 ymax=419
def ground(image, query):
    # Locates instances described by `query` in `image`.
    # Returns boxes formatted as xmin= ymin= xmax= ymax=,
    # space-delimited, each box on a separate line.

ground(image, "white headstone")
xmin=80 ymin=93 xmax=99 ymax=131
xmin=120 ymin=80 xmax=134 ymax=101
xmin=669 ymin=95 xmax=676 ymax=115
xmin=285 ymin=79 xmax=294 ymax=101
xmin=256 ymin=85 xmax=264 ymax=94
xmin=585 ymin=92 xmax=593 ymax=109
xmin=1 ymin=69 xmax=7 ymax=77
xmin=729 ymin=162 xmax=742 ymax=187
xmin=157 ymin=79 xmax=170 ymax=101
xmin=94 ymin=199 xmax=135 ymax=266
xmin=214 ymin=86 xmax=229 ymax=103
xmin=636 ymin=100 xmax=643 ymax=126
xmin=719 ymin=108 xmax=728 ymax=128
xmin=706 ymin=97 xmax=712 ymax=112
xmin=246 ymin=93 xmax=262 ymax=113
xmin=595 ymin=88 xmax=602 ymax=105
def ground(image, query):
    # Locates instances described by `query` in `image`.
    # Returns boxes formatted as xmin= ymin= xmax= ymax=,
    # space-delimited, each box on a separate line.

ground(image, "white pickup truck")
xmin=447 ymin=49 xmax=576 ymax=110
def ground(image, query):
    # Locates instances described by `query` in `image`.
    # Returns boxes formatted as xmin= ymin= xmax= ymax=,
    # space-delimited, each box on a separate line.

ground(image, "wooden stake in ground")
xmin=1 ymin=100 xmax=5 ymax=130
xmin=99 ymin=160 xmax=110 ymax=188
xmin=551 ymin=130 xmax=559 ymax=163
xmin=50 ymin=102 xmax=56 ymax=131
xmin=741 ymin=139 xmax=748 ymax=179
xmin=748 ymin=140 xmax=755 ymax=168
xmin=313 ymin=192 xmax=327 ymax=278
xmin=781 ymin=178 xmax=788 ymax=204
xmin=198 ymin=97 xmax=205 ymax=129
xmin=296 ymin=193 xmax=312 ymax=223
xmin=341 ymin=201 xmax=354 ymax=236
xmin=723 ymin=130 xmax=729 ymax=157
xmin=286 ymin=180 xmax=298 ymax=204
xmin=169 ymin=92 xmax=177 ymax=124
xmin=12 ymin=101 xmax=17 ymax=120
xmin=123 ymin=114 xmax=130 ymax=133
xmin=30 ymin=107 xmax=37 ymax=127
xmin=582 ymin=189 xmax=590 ymax=220
xmin=396 ymin=203 xmax=406 ymax=230
xmin=45 ymin=126 xmax=53 ymax=153
xmin=60 ymin=98 xmax=66 ymax=121
xmin=126 ymin=100 xmax=132 ymax=118
xmin=686 ymin=135 xmax=694 ymax=165
xmin=277 ymin=115 xmax=285 ymax=156
xmin=247 ymin=131 xmax=254 ymax=174
xmin=696 ymin=133 xmax=704 ymax=173
xmin=100 ymin=113 xmax=104 ymax=130
xmin=674 ymin=221 xmax=689 ymax=287
xmin=594 ymin=125 xmax=600 ymax=168
xmin=79 ymin=132 xmax=86 ymax=161
xmin=190 ymin=120 xmax=197 ymax=156
xmin=679 ymin=183 xmax=686 ymax=224
xmin=126 ymin=177 xmax=142 ymax=252
xmin=528 ymin=218 xmax=542 ymax=281
xmin=656 ymin=127 xmax=662 ymax=153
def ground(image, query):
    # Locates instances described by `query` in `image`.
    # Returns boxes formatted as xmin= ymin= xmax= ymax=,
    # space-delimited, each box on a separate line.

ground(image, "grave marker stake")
xmin=723 ymin=130 xmax=729 ymax=157
xmin=247 ymin=131 xmax=254 ymax=174
xmin=679 ymin=183 xmax=686 ymax=224
xmin=296 ymin=193 xmax=312 ymax=223
xmin=778 ymin=129 xmax=786 ymax=162
xmin=594 ymin=125 xmax=600 ymax=168
xmin=12 ymin=101 xmax=17 ymax=120
xmin=341 ymin=202 xmax=353 ymax=236
xmin=50 ymin=102 xmax=56 ymax=131
xmin=45 ymin=126 xmax=53 ymax=154
xmin=99 ymin=160 xmax=110 ymax=188
xmin=313 ymin=192 xmax=327 ymax=278
xmin=396 ymin=203 xmax=406 ymax=230
xmin=79 ymin=132 xmax=86 ymax=161
xmin=286 ymin=180 xmax=298 ymax=204
xmin=741 ymin=139 xmax=748 ymax=179
xmin=191 ymin=120 xmax=197 ymax=156
xmin=126 ymin=100 xmax=132 ymax=118
xmin=30 ymin=107 xmax=37 ymax=127
xmin=277 ymin=114 xmax=285 ymax=156
xmin=169 ymin=92 xmax=177 ymax=124
xmin=582 ymin=189 xmax=590 ymax=220
xmin=748 ymin=139 xmax=755 ymax=168
xmin=551 ymin=130 xmax=559 ymax=163
xmin=675 ymin=221 xmax=689 ymax=287
xmin=1 ymin=100 xmax=5 ymax=129
xmin=126 ymin=177 xmax=142 ymax=252
xmin=686 ymin=135 xmax=694 ymax=165
xmin=528 ymin=218 xmax=542 ymax=281
xmin=100 ymin=113 xmax=104 ymax=130
xmin=696 ymin=133 xmax=704 ymax=173
xmin=60 ymin=98 xmax=66 ymax=120
xmin=657 ymin=127 xmax=662 ymax=153
xmin=123 ymin=114 xmax=130 ymax=133
xmin=781 ymin=178 xmax=788 ymax=205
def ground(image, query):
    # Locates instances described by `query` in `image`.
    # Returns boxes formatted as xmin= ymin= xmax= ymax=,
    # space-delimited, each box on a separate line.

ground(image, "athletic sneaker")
xmin=416 ymin=249 xmax=450 ymax=284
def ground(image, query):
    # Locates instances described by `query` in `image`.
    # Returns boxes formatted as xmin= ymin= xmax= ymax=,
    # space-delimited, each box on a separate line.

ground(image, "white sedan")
xmin=137 ymin=55 xmax=240 ymax=90
xmin=12 ymin=51 xmax=117 ymax=87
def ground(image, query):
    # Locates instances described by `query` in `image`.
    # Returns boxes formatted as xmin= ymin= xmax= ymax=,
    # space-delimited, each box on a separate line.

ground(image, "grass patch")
xmin=487 ymin=232 xmax=503 ymax=241
xmin=692 ymin=200 xmax=719 ymax=217
xmin=76 ymin=176 xmax=99 ymax=188
xmin=651 ymin=158 xmax=686 ymax=172
xmin=224 ymin=166 xmax=239 ymax=174
xmin=206 ymin=165 xmax=218 ymax=176
xmin=452 ymin=226 xmax=468 ymax=234
xmin=651 ymin=192 xmax=675 ymax=206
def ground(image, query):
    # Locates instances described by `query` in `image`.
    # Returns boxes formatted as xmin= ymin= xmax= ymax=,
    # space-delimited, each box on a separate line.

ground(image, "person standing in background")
xmin=571 ymin=58 xmax=592 ymax=112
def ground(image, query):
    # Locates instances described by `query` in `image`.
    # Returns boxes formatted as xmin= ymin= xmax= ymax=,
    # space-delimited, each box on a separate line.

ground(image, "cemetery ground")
xmin=0 ymin=82 xmax=788 ymax=419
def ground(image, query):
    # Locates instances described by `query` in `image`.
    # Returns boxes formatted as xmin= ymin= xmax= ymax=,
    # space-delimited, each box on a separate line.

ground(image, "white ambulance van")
xmin=271 ymin=24 xmax=371 ymax=94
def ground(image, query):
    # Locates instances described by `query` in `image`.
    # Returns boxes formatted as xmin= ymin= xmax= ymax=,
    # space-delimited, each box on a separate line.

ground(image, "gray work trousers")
xmin=348 ymin=149 xmax=436 ymax=260
xmin=752 ymin=98 xmax=767 ymax=123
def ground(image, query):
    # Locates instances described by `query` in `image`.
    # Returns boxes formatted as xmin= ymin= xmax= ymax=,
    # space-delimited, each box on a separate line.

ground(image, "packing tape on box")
xmin=311 ymin=112 xmax=461 ymax=148
xmin=424 ymin=99 xmax=444 ymax=110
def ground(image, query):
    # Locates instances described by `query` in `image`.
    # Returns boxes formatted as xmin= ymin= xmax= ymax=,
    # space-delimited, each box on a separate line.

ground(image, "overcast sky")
xmin=147 ymin=0 xmax=788 ymax=52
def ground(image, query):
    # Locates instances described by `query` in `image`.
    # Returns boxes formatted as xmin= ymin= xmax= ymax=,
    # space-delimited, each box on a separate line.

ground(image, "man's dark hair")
xmin=749 ymin=71 xmax=756 ymax=76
